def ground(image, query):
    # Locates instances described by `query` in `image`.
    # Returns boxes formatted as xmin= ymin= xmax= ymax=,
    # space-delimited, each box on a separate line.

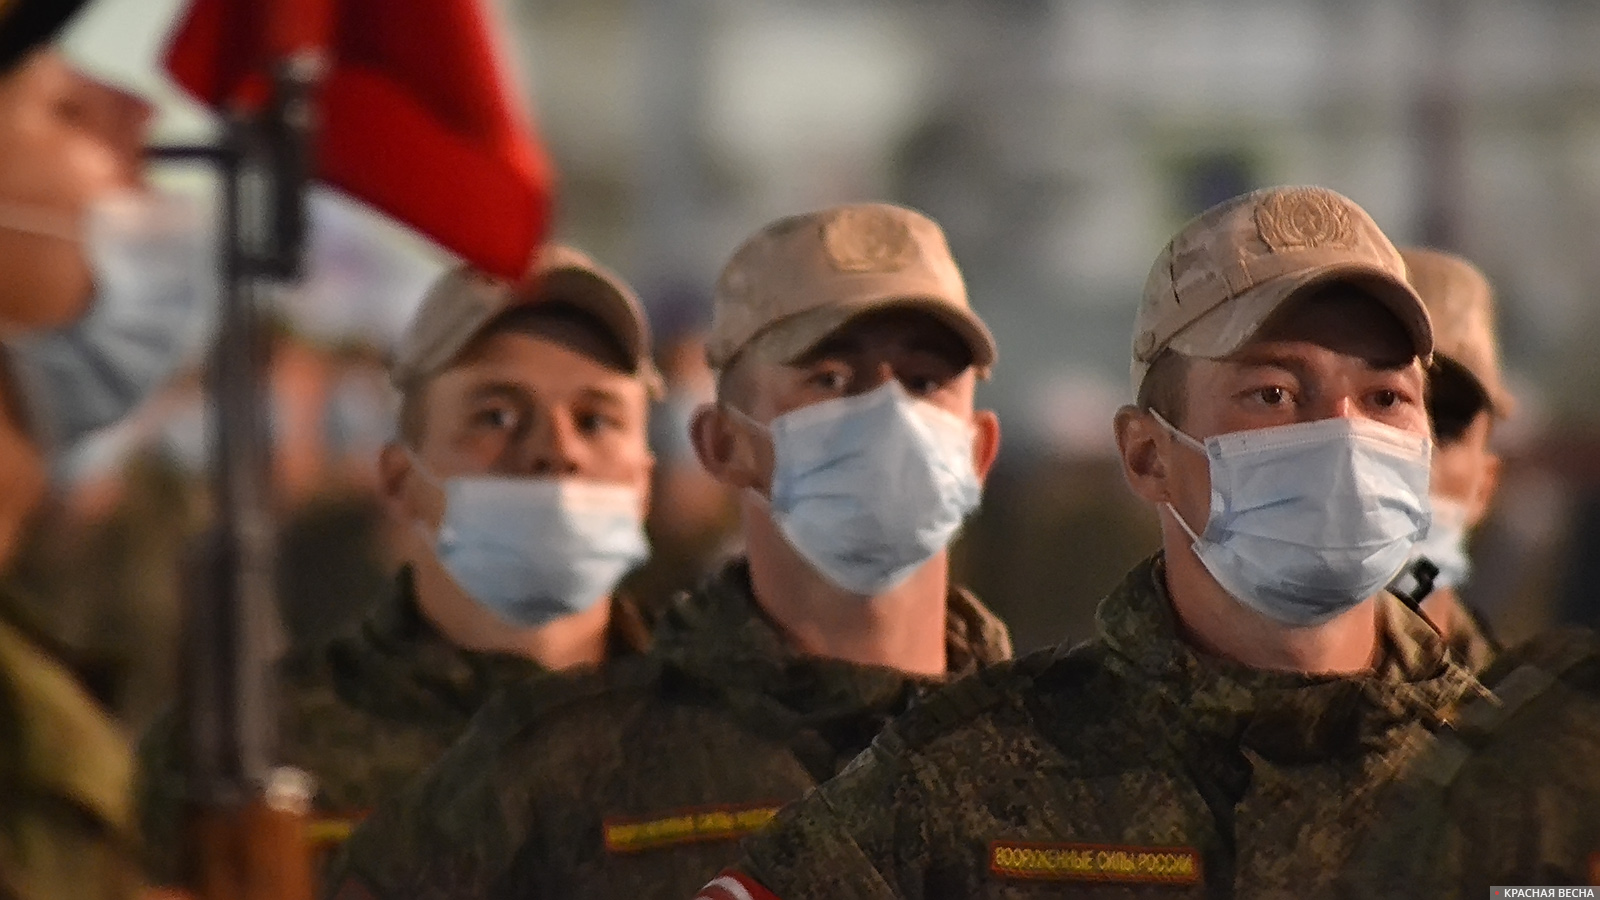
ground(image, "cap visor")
xmin=758 ymin=295 xmax=997 ymax=375
xmin=1169 ymin=263 xmax=1432 ymax=363
xmin=519 ymin=266 xmax=661 ymax=393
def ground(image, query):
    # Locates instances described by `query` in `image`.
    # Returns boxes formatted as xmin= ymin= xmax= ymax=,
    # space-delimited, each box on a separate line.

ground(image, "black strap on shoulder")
xmin=1419 ymin=630 xmax=1600 ymax=788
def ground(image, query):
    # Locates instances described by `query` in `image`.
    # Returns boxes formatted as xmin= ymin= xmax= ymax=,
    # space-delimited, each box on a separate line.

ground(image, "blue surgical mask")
xmin=733 ymin=381 xmax=982 ymax=596
xmin=414 ymin=461 xmax=650 ymax=628
xmin=1154 ymin=412 xmax=1432 ymax=626
xmin=1409 ymin=495 xmax=1472 ymax=590
xmin=3 ymin=189 xmax=215 ymax=451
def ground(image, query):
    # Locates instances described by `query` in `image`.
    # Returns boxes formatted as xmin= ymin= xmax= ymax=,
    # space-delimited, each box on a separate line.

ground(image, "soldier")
xmin=0 ymin=3 xmax=195 ymax=897
xmin=136 ymin=246 xmax=663 ymax=882
xmin=325 ymin=202 xmax=1012 ymax=898
xmin=706 ymin=187 xmax=1480 ymax=900
xmin=1395 ymin=248 xmax=1513 ymax=673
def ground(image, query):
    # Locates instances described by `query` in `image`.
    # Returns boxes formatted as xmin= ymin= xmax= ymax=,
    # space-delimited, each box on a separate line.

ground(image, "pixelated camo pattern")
xmin=328 ymin=558 xmax=1011 ymax=899
xmin=136 ymin=568 xmax=650 ymax=883
xmin=736 ymin=554 xmax=1480 ymax=900
xmin=1339 ymin=628 xmax=1600 ymax=895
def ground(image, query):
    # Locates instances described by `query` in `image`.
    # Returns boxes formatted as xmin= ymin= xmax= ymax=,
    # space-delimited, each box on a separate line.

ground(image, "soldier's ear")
xmin=377 ymin=441 xmax=417 ymax=519
xmin=691 ymin=403 xmax=768 ymax=493
xmin=1466 ymin=449 xmax=1502 ymax=528
xmin=970 ymin=409 xmax=1001 ymax=482
xmin=1115 ymin=405 xmax=1172 ymax=506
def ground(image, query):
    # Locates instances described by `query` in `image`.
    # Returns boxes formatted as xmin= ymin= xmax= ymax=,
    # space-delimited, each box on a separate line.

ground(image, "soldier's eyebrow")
xmin=574 ymin=386 xmax=629 ymax=409
xmin=464 ymin=380 xmax=536 ymax=405
xmin=1221 ymin=347 xmax=1303 ymax=375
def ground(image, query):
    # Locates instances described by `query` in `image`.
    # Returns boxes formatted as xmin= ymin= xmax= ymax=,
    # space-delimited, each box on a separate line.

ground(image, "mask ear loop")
xmin=717 ymin=401 xmax=778 ymax=506
xmin=1146 ymin=409 xmax=1210 ymax=545
xmin=400 ymin=447 xmax=454 ymax=546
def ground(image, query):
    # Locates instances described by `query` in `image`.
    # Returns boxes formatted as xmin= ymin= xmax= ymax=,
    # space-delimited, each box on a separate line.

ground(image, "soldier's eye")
xmin=1256 ymin=386 xmax=1288 ymax=406
xmin=807 ymin=369 xmax=848 ymax=392
xmin=576 ymin=411 xmax=620 ymax=435
xmin=474 ymin=406 xmax=519 ymax=431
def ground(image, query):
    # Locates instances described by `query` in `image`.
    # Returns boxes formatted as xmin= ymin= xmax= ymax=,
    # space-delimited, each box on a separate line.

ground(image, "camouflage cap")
xmin=391 ymin=244 xmax=662 ymax=395
xmin=1131 ymin=186 xmax=1432 ymax=396
xmin=707 ymin=203 xmax=996 ymax=376
xmin=0 ymin=0 xmax=91 ymax=73
xmin=1400 ymin=247 xmax=1513 ymax=417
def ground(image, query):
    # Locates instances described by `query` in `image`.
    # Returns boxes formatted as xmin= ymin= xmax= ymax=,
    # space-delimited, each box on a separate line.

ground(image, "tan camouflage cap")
xmin=391 ymin=244 xmax=662 ymax=395
xmin=1400 ymin=248 xmax=1513 ymax=417
xmin=1131 ymin=186 xmax=1433 ymax=396
xmin=707 ymin=203 xmax=996 ymax=375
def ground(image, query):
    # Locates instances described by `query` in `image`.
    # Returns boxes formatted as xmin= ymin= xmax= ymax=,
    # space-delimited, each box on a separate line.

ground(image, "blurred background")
xmin=20 ymin=0 xmax=1600 ymax=733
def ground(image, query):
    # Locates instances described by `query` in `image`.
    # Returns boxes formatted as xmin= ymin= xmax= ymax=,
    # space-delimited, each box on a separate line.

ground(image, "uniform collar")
xmin=650 ymin=557 xmax=1012 ymax=719
xmin=1093 ymin=554 xmax=1478 ymax=761
xmin=322 ymin=567 xmax=649 ymax=723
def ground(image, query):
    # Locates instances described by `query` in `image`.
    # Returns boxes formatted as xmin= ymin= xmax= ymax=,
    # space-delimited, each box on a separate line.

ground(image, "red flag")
xmin=165 ymin=0 xmax=554 ymax=280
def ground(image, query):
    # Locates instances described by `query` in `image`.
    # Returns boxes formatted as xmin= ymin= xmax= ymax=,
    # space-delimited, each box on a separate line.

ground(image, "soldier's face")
xmin=0 ymin=50 xmax=150 ymax=333
xmin=1160 ymin=290 xmax=1429 ymax=535
xmin=394 ymin=319 xmax=654 ymax=530
xmin=716 ymin=308 xmax=998 ymax=494
xmin=1431 ymin=408 xmax=1498 ymax=528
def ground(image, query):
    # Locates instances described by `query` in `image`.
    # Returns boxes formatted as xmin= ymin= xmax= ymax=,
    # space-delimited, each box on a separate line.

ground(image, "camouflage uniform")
xmin=725 ymin=555 xmax=1478 ymax=900
xmin=0 ymin=593 xmax=140 ymax=900
xmin=1444 ymin=601 xmax=1497 ymax=676
xmin=1339 ymin=628 xmax=1600 ymax=895
xmin=326 ymin=557 xmax=1011 ymax=899
xmin=136 ymin=566 xmax=652 ymax=882
xmin=0 ymin=4 xmax=149 ymax=898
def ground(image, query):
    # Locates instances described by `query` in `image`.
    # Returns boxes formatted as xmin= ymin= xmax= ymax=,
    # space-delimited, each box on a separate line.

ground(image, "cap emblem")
xmin=1255 ymin=188 xmax=1356 ymax=252
xmin=820 ymin=207 xmax=916 ymax=274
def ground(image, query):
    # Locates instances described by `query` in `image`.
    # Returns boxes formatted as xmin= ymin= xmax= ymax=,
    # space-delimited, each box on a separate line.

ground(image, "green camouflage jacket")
xmin=1442 ymin=595 xmax=1497 ymax=676
xmin=136 ymin=567 xmax=651 ymax=883
xmin=326 ymin=557 xmax=1012 ymax=900
xmin=0 ymin=595 xmax=140 ymax=900
xmin=721 ymin=554 xmax=1479 ymax=900
xmin=1339 ymin=627 xmax=1600 ymax=896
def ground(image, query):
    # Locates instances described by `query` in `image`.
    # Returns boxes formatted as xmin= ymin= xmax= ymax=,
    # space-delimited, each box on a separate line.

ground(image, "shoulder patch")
xmin=307 ymin=811 xmax=369 ymax=852
xmin=989 ymin=841 xmax=1202 ymax=885
xmin=603 ymin=802 xmax=781 ymax=854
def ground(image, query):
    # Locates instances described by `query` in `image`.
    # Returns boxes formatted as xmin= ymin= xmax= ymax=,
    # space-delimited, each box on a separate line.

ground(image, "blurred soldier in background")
xmin=327 ymin=201 xmax=1011 ymax=899
xmin=0 ymin=1 xmax=211 ymax=895
xmin=1396 ymin=247 xmax=1515 ymax=673
xmin=137 ymin=246 xmax=662 ymax=882
xmin=710 ymin=187 xmax=1478 ymax=899
xmin=628 ymin=287 xmax=741 ymax=616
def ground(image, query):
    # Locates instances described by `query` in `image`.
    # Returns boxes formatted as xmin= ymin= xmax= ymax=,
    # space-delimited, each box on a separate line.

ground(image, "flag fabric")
xmin=165 ymin=0 xmax=553 ymax=280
